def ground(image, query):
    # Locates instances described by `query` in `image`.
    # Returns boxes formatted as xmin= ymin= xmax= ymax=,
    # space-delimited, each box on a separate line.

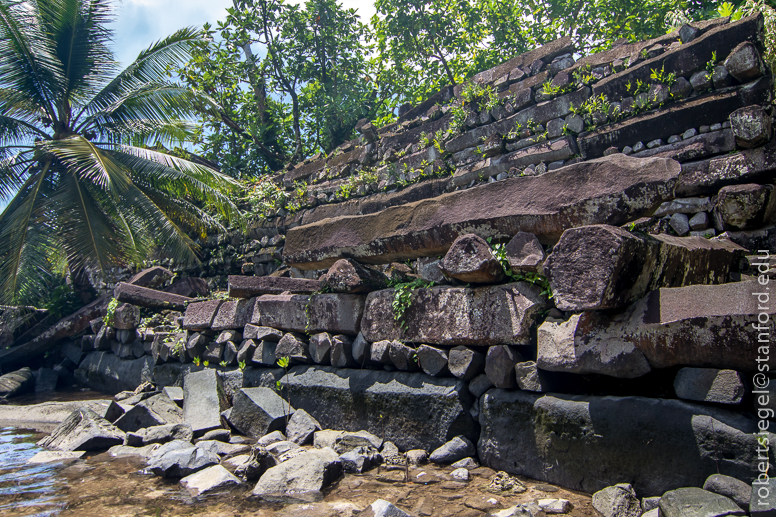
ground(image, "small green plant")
xmin=640 ymin=48 xmax=649 ymax=60
xmin=238 ymin=360 xmax=247 ymax=371
xmin=390 ymin=277 xmax=434 ymax=330
xmin=193 ymin=356 xmax=201 ymax=366
xmin=171 ymin=336 xmax=185 ymax=357
xmin=203 ymin=360 xmax=209 ymax=367
xmin=706 ymin=51 xmax=718 ymax=74
xmin=650 ymin=65 xmax=676 ymax=86
xmin=419 ymin=132 xmax=432 ymax=148
xmin=103 ymin=298 xmax=119 ymax=326
xmin=488 ymin=238 xmax=554 ymax=299
xmin=627 ymin=222 xmax=637 ymax=231
xmin=219 ymin=360 xmax=227 ymax=367
xmin=276 ymin=356 xmax=292 ymax=425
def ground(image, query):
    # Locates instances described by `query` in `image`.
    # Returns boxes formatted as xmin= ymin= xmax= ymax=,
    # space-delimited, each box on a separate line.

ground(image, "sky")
xmin=111 ymin=0 xmax=377 ymax=69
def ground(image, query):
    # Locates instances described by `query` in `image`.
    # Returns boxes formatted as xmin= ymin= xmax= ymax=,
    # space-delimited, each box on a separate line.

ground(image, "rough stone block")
xmin=322 ymin=259 xmax=388 ymax=293
xmin=730 ymin=105 xmax=772 ymax=148
xmin=714 ymin=183 xmax=773 ymax=231
xmin=183 ymin=369 xmax=228 ymax=436
xmin=182 ymin=300 xmax=223 ymax=331
xmin=275 ymin=333 xmax=311 ymax=364
xmin=447 ymin=346 xmax=485 ymax=381
xmin=308 ymin=333 xmax=332 ymax=365
xmin=253 ymin=294 xmax=366 ymax=336
xmin=674 ymin=368 xmax=745 ymax=404
xmin=228 ymin=387 xmax=291 ymax=439
xmin=485 ymin=345 xmax=523 ymax=388
xmin=504 ymin=232 xmax=545 ymax=273
xmin=440 ymin=234 xmax=504 ymax=283
xmin=417 ymin=345 xmax=449 ymax=377
xmin=227 ymin=275 xmax=321 ymax=298
xmin=724 ymin=41 xmax=763 ymax=82
xmin=114 ymin=282 xmax=192 ymax=311
xmin=329 ymin=335 xmax=356 ymax=368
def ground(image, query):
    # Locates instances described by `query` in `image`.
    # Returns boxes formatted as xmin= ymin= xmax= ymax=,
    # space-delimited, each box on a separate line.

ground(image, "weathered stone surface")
xmin=322 ymin=259 xmax=388 ymax=293
xmin=504 ymin=232 xmax=545 ymax=273
xmin=704 ymin=474 xmax=751 ymax=510
xmin=730 ymin=105 xmax=772 ymax=148
xmin=659 ymin=487 xmax=745 ymax=517
xmin=633 ymin=129 xmax=736 ymax=163
xmin=429 ymin=436 xmax=475 ymax=464
xmin=27 ymin=450 xmax=85 ymax=464
xmin=128 ymin=266 xmax=173 ymax=289
xmin=674 ymin=368 xmax=745 ymax=404
xmin=215 ymin=330 xmax=241 ymax=344
xmin=369 ymin=340 xmax=392 ymax=365
xmin=38 ymin=407 xmax=124 ymax=451
xmin=111 ymin=303 xmax=140 ymax=330
xmin=229 ymin=387 xmax=291 ymax=438
xmin=0 ymin=367 xmax=34 ymax=399
xmin=284 ymin=366 xmax=476 ymax=451
xmin=228 ymin=275 xmax=321 ymax=298
xmin=388 ymin=341 xmax=419 ymax=371
xmin=252 ymin=447 xmax=342 ymax=502
xmin=147 ymin=439 xmax=219 ymax=478
xmin=514 ymin=361 xmax=549 ymax=392
xmin=724 ymin=41 xmax=763 ymax=82
xmin=201 ymin=342 xmax=223 ymax=364
xmin=75 ymin=352 xmax=154 ymax=393
xmin=714 ymin=183 xmax=773 ymax=231
xmin=313 ymin=429 xmax=382 ymax=453
xmin=237 ymin=339 xmax=257 ymax=364
xmin=592 ymin=484 xmax=641 ymax=517
xmin=369 ymin=499 xmax=411 ymax=517
xmin=284 ymin=155 xmax=681 ymax=269
xmin=545 ymin=225 xmax=746 ymax=311
xmin=485 ymin=346 xmax=523 ymax=388
xmin=417 ymin=345 xmax=449 ymax=377
xmin=308 ymin=333 xmax=332 ymax=365
xmin=253 ymin=293 xmax=366 ymax=335
xmin=182 ymin=300 xmax=223 ymax=331
xmin=538 ymin=314 xmax=652 ymax=378
xmin=362 ymin=283 xmax=549 ymax=346
xmin=183 ymin=369 xmax=228 ymax=436
xmin=165 ymin=277 xmax=210 ymax=298
xmin=251 ymin=341 xmax=278 ymax=366
xmin=114 ymin=282 xmax=192 ymax=311
xmin=243 ymin=325 xmax=283 ymax=341
xmin=448 ymin=346 xmax=485 ymax=381
xmin=276 ymin=333 xmax=311 ymax=364
xmin=339 ymin=446 xmax=380 ymax=474
xmin=440 ymin=234 xmax=504 ymax=283
xmin=351 ymin=332 xmax=370 ymax=365
xmin=125 ymin=424 xmax=193 ymax=446
xmin=670 ymin=212 xmax=691 ymax=235
xmin=330 ymin=334 xmax=356 ymax=368
xmin=211 ymin=299 xmax=254 ymax=331
xmin=114 ymin=393 xmax=184 ymax=433
xmin=286 ymin=409 xmax=321 ymax=445
xmin=540 ymin=280 xmax=775 ymax=375
xmin=180 ymin=464 xmax=242 ymax=496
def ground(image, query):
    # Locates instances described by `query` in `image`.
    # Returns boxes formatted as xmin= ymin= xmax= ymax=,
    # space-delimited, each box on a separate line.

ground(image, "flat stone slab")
xmin=478 ymin=389 xmax=770 ymax=497
xmin=361 ymin=283 xmax=549 ymax=346
xmin=114 ymin=282 xmax=193 ymax=311
xmin=27 ymin=450 xmax=85 ymax=464
xmin=182 ymin=300 xmax=224 ymax=331
xmin=659 ymin=487 xmax=745 ymax=517
xmin=283 ymin=154 xmax=681 ymax=270
xmin=253 ymin=293 xmax=365 ymax=335
xmin=282 ymin=366 xmax=477 ymax=452
xmin=211 ymin=299 xmax=254 ymax=331
xmin=183 ymin=369 xmax=228 ymax=436
xmin=228 ymin=276 xmax=322 ymax=298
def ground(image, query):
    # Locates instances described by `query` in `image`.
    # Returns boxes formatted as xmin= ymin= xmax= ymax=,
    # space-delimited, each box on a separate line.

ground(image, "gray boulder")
xmin=308 ymin=332 xmax=333 ymax=365
xmin=180 ymin=464 xmax=242 ymax=496
xmin=322 ymin=258 xmax=388 ymax=293
xmin=505 ymin=232 xmax=545 ymax=273
xmin=674 ymin=368 xmax=745 ymax=404
xmin=235 ymin=445 xmax=277 ymax=481
xmin=659 ymin=487 xmax=745 ymax=517
xmin=146 ymin=439 xmax=219 ymax=478
xmin=429 ymin=436 xmax=475 ymax=464
xmin=440 ymin=233 xmax=505 ymax=284
xmin=183 ymin=369 xmax=228 ymax=436
xmin=416 ymin=345 xmax=449 ymax=377
xmin=592 ymin=484 xmax=642 ymax=517
xmin=485 ymin=345 xmax=522 ymax=388
xmin=339 ymin=446 xmax=381 ymax=473
xmin=730 ymin=105 xmax=772 ymax=149
xmin=125 ymin=424 xmax=193 ymax=446
xmin=714 ymin=184 xmax=773 ymax=231
xmin=114 ymin=393 xmax=183 ymax=433
xmin=369 ymin=499 xmax=411 ymax=517
xmin=751 ymin=477 xmax=776 ymax=517
xmin=38 ymin=407 xmax=124 ymax=451
xmin=228 ymin=387 xmax=291 ymax=438
xmin=276 ymin=333 xmax=312 ymax=364
xmin=448 ymin=346 xmax=485 ymax=381
xmin=313 ymin=429 xmax=382 ymax=454
xmin=704 ymin=474 xmax=751 ymax=510
xmin=286 ymin=409 xmax=321 ymax=445
xmin=329 ymin=334 xmax=356 ymax=368
xmin=251 ymin=447 xmax=342 ymax=502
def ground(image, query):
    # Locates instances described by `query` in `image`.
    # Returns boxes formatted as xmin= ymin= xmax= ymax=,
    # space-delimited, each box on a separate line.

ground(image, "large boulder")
xmin=322 ymin=259 xmax=388 ymax=293
xmin=713 ymin=184 xmax=774 ymax=231
xmin=111 ymin=303 xmax=140 ymax=330
xmin=659 ymin=487 xmax=745 ymax=517
xmin=146 ymin=439 xmax=219 ymax=478
xmin=282 ymin=366 xmax=476 ymax=452
xmin=251 ymin=447 xmax=343 ymax=502
xmin=478 ymin=389 xmax=771 ymax=496
xmin=591 ymin=484 xmax=642 ymax=517
xmin=228 ymin=387 xmax=291 ymax=438
xmin=730 ymin=105 xmax=772 ymax=148
xmin=183 ymin=369 xmax=228 ymax=436
xmin=128 ymin=266 xmax=173 ymax=289
xmin=38 ymin=407 xmax=124 ymax=451
xmin=361 ymin=283 xmax=549 ymax=346
xmin=545 ymin=225 xmax=745 ymax=311
xmin=114 ymin=393 xmax=184 ymax=433
xmin=284 ymin=154 xmax=681 ymax=269
xmin=125 ymin=424 xmax=193 ymax=446
xmin=114 ymin=282 xmax=193 ymax=311
xmin=440 ymin=234 xmax=504 ymax=283
xmin=538 ymin=281 xmax=775 ymax=376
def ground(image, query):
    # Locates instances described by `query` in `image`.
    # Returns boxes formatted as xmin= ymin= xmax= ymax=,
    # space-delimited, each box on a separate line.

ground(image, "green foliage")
xmin=203 ymin=360 xmax=210 ymax=367
xmin=650 ymin=65 xmax=676 ymax=86
xmin=487 ymin=239 xmax=553 ymax=299
xmin=706 ymin=51 xmax=718 ymax=74
xmin=219 ymin=360 xmax=228 ymax=367
xmin=0 ymin=0 xmax=242 ymax=306
xmin=193 ymin=356 xmax=201 ymax=366
xmin=238 ymin=360 xmax=247 ymax=371
xmin=103 ymin=298 xmax=120 ymax=327
xmin=390 ymin=277 xmax=434 ymax=330
xmin=42 ymin=278 xmax=82 ymax=320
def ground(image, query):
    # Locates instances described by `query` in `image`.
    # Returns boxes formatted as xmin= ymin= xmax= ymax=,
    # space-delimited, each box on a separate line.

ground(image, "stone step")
xmin=228 ymin=275 xmax=322 ymax=298
xmin=283 ymin=154 xmax=680 ymax=270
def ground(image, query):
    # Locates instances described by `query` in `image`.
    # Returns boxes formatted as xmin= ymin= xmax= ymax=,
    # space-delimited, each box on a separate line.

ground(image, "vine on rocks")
xmin=487 ymin=239 xmax=554 ymax=299
xmin=390 ymin=277 xmax=434 ymax=330
xmin=103 ymin=298 xmax=119 ymax=327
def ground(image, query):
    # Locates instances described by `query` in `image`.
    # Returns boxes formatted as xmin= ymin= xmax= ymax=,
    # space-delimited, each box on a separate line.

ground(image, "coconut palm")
xmin=0 ymin=0 xmax=241 ymax=305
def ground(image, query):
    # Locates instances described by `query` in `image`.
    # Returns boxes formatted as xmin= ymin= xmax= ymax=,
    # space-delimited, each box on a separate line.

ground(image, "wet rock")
xmin=724 ymin=41 xmax=763 ymax=82
xmin=180 ymin=464 xmax=242 ymax=496
xmin=714 ymin=184 xmax=773 ymax=231
xmin=111 ymin=303 xmax=140 ymax=330
xmin=592 ymin=484 xmax=642 ymax=517
xmin=146 ymin=439 xmax=219 ymax=478
xmin=251 ymin=447 xmax=343 ymax=502
xmin=448 ymin=346 xmax=486 ymax=381
xmin=114 ymin=282 xmax=192 ymax=311
xmin=340 ymin=445 xmax=381 ymax=473
xmin=125 ymin=424 xmax=193 ymax=446
xmin=545 ymin=224 xmax=745 ymax=311
xmin=183 ymin=369 xmax=228 ymax=436
xmin=388 ymin=341 xmax=419 ymax=371
xmin=38 ymin=407 xmax=124 ymax=451
xmin=504 ymin=232 xmax=545 ymax=273
xmin=674 ymin=368 xmax=745 ymax=404
xmin=416 ymin=345 xmax=449 ymax=376
xmin=485 ymin=346 xmax=523 ymax=388
xmin=440 ymin=234 xmax=504 ymax=283
xmin=429 ymin=436 xmax=475 ymax=464
xmin=182 ymin=300 xmax=223 ymax=331
xmin=479 ymin=389 xmax=770 ymax=496
xmin=286 ymin=409 xmax=321 ymax=445
xmin=0 ymin=367 xmax=34 ymax=399
xmin=286 ymin=366 xmax=476 ymax=452
xmin=322 ymin=258 xmax=388 ymax=293
xmin=308 ymin=333 xmax=332 ymax=365
xmin=276 ymin=333 xmax=312 ymax=364
xmin=730 ymin=105 xmax=772 ymax=148
xmin=659 ymin=487 xmax=745 ymax=517
xmin=329 ymin=334 xmax=356 ymax=368
xmin=228 ymin=387 xmax=291 ymax=438
xmin=704 ymin=474 xmax=751 ymax=510
xmin=362 ymin=283 xmax=549 ymax=346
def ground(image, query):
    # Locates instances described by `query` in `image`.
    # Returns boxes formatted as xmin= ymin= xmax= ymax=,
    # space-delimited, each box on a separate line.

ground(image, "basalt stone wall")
xmin=64 ymin=13 xmax=776 ymax=502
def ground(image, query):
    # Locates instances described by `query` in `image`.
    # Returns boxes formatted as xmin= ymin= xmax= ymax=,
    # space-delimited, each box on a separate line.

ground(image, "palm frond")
xmin=0 ymin=150 xmax=34 ymax=200
xmin=40 ymin=135 xmax=131 ymax=193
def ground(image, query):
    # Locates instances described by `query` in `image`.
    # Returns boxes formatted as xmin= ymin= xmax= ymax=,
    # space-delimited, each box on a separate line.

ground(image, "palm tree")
xmin=0 ymin=0 xmax=241 ymax=305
